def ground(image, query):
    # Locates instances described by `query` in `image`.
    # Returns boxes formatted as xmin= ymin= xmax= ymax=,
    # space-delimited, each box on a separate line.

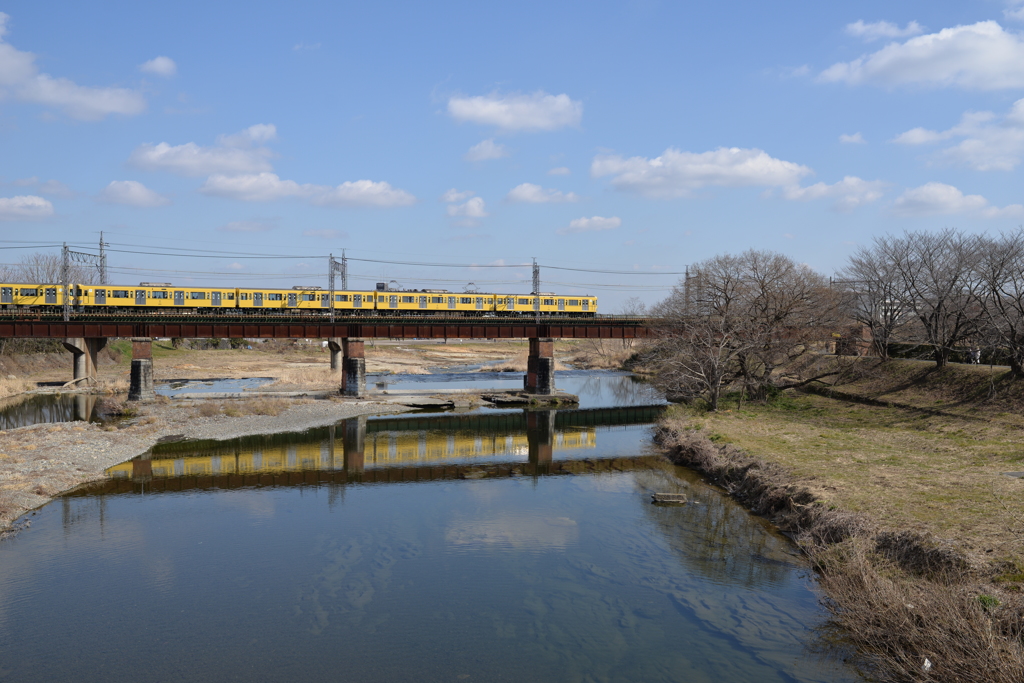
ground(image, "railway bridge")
xmin=0 ymin=316 xmax=653 ymax=400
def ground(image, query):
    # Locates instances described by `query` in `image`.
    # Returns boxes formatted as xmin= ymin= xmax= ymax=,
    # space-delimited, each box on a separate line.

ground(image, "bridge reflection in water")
xmin=89 ymin=406 xmax=666 ymax=496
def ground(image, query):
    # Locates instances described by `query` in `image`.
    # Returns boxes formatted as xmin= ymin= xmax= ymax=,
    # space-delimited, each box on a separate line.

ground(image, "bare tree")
xmin=8 ymin=252 xmax=97 ymax=284
xmin=648 ymin=250 xmax=842 ymax=410
xmin=838 ymin=242 xmax=914 ymax=359
xmin=976 ymin=229 xmax=1024 ymax=376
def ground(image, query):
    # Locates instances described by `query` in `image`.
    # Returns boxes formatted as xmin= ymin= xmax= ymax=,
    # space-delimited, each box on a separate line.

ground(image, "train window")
xmin=336 ymin=294 xmax=348 ymax=302
xmin=112 ymin=290 xmax=129 ymax=298
xmin=460 ymin=297 xmax=472 ymax=304
xmin=518 ymin=298 xmax=530 ymax=305
xmin=432 ymin=296 xmax=443 ymax=303
xmin=543 ymin=299 xmax=554 ymax=306
xmin=301 ymin=294 xmax=315 ymax=301
xmin=267 ymin=293 xmax=282 ymax=301
xmin=188 ymin=292 xmax=204 ymax=299
xmin=226 ymin=293 xmax=235 ymax=300
xmin=402 ymin=296 xmax=414 ymax=303
xmin=569 ymin=300 xmax=579 ymax=306
xmin=240 ymin=293 xmax=250 ymax=300
xmin=20 ymin=288 xmax=38 ymax=296
xmin=152 ymin=291 xmax=169 ymax=299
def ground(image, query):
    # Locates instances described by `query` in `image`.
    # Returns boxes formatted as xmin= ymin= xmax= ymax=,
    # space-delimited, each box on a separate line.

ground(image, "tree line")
xmin=646 ymin=228 xmax=1024 ymax=411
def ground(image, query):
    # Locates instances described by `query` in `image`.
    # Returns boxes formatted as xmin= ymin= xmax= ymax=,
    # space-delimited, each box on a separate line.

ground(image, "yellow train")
xmin=0 ymin=282 xmax=597 ymax=317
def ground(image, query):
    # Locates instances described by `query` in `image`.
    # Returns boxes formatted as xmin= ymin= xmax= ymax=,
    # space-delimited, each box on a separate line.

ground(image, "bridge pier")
xmin=527 ymin=409 xmax=556 ymax=471
xmin=524 ymin=338 xmax=555 ymax=395
xmin=62 ymin=337 xmax=106 ymax=386
xmin=127 ymin=338 xmax=155 ymax=402
xmin=340 ymin=338 xmax=366 ymax=397
xmin=327 ymin=338 xmax=343 ymax=373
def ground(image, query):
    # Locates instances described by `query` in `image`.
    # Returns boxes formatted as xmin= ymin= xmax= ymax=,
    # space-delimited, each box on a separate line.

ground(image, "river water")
xmin=0 ymin=372 xmax=856 ymax=682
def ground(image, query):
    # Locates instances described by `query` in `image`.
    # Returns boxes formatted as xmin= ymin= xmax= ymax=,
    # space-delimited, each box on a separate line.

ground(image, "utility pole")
xmin=532 ymin=257 xmax=540 ymax=321
xmin=327 ymin=251 xmax=349 ymax=323
xmin=341 ymin=250 xmax=348 ymax=290
xmin=98 ymin=231 xmax=108 ymax=285
xmin=61 ymin=243 xmax=104 ymax=321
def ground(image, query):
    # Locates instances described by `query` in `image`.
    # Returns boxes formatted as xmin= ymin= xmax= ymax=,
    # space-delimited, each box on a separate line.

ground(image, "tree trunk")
xmin=933 ymin=347 xmax=949 ymax=367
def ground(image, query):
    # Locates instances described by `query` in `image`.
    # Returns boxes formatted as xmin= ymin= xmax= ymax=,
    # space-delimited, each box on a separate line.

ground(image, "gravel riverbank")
xmin=0 ymin=397 xmax=412 ymax=534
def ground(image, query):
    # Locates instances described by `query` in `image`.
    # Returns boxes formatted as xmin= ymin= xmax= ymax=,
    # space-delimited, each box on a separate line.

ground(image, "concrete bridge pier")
xmin=340 ymin=338 xmax=366 ymax=397
xmin=527 ymin=409 xmax=556 ymax=471
xmin=342 ymin=416 xmax=367 ymax=473
xmin=62 ymin=337 xmax=107 ymax=386
xmin=128 ymin=338 xmax=155 ymax=402
xmin=327 ymin=338 xmax=343 ymax=373
xmin=524 ymin=337 xmax=555 ymax=395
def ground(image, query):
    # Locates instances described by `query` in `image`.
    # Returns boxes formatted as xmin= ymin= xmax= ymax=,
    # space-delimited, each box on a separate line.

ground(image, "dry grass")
xmin=657 ymin=421 xmax=1024 ymax=682
xmin=0 ymin=376 xmax=35 ymax=399
xmin=193 ymin=397 xmax=290 ymax=418
xmin=486 ymin=351 xmax=570 ymax=373
xmin=265 ymin=366 xmax=339 ymax=389
xmin=566 ymin=339 xmax=640 ymax=370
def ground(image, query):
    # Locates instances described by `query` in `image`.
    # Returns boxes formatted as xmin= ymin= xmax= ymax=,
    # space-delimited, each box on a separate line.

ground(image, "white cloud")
xmin=892 ymin=101 xmax=1024 ymax=171
xmin=820 ymin=21 xmax=1024 ymax=90
xmin=447 ymin=197 xmax=488 ymax=218
xmin=1006 ymin=3 xmax=1024 ymax=21
xmin=558 ymin=216 xmax=621 ymax=234
xmin=892 ymin=181 xmax=1024 ymax=217
xmin=0 ymin=195 xmax=53 ymax=220
xmin=219 ymin=220 xmax=275 ymax=232
xmin=845 ymin=20 xmax=924 ymax=42
xmin=139 ymin=56 xmax=176 ymax=77
xmin=548 ymin=166 xmax=571 ymax=175
xmin=441 ymin=188 xmax=474 ymax=202
xmin=591 ymin=147 xmax=811 ymax=198
xmin=781 ymin=176 xmax=888 ymax=211
xmin=839 ymin=132 xmax=866 ymax=144
xmin=506 ymin=183 xmax=579 ymax=203
xmin=98 ymin=180 xmax=170 ymax=207
xmin=303 ymin=229 xmax=347 ymax=239
xmin=200 ymin=172 xmax=416 ymax=207
xmin=464 ymin=138 xmax=508 ymax=161
xmin=128 ymin=125 xmax=276 ymax=176
xmin=0 ymin=13 xmax=145 ymax=120
xmin=448 ymin=91 xmax=582 ymax=131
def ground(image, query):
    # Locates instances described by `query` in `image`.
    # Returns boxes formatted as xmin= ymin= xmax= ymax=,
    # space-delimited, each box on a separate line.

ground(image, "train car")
xmin=321 ymin=289 xmax=381 ymax=313
xmin=75 ymin=283 xmax=237 ymax=310
xmin=376 ymin=290 xmax=497 ymax=315
xmin=1 ymin=283 xmax=67 ymax=309
xmin=494 ymin=293 xmax=597 ymax=316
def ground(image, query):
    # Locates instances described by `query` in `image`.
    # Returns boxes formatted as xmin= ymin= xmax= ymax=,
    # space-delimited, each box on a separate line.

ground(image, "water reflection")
xmin=0 ymin=392 xmax=103 ymax=429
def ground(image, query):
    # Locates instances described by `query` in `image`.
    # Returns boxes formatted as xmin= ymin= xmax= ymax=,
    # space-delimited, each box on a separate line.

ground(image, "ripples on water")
xmin=0 ymin=373 xmax=857 ymax=682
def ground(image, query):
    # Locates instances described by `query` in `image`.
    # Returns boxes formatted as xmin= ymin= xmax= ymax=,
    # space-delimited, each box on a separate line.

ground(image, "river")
xmin=0 ymin=372 xmax=857 ymax=682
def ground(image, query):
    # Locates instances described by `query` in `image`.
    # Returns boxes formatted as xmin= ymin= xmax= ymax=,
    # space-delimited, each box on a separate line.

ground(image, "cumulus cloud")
xmin=448 ymin=91 xmax=582 ymax=131
xmin=0 ymin=13 xmax=145 ymax=120
xmin=128 ymin=125 xmax=277 ymax=176
xmin=548 ymin=166 xmax=571 ymax=175
xmin=464 ymin=138 xmax=508 ymax=161
xmin=781 ymin=176 xmax=888 ymax=211
xmin=591 ymin=147 xmax=811 ymax=198
xmin=139 ymin=56 xmax=176 ymax=77
xmin=1007 ymin=3 xmax=1024 ymax=21
xmin=446 ymin=196 xmax=488 ymax=218
xmin=891 ymin=101 xmax=1024 ymax=171
xmin=441 ymin=188 xmax=474 ymax=202
xmin=97 ymin=180 xmax=170 ymax=207
xmin=0 ymin=195 xmax=53 ymax=220
xmin=558 ymin=216 xmax=621 ymax=234
xmin=845 ymin=20 xmax=924 ymax=42
xmin=219 ymin=220 xmax=275 ymax=232
xmin=892 ymin=181 xmax=1024 ymax=217
xmin=506 ymin=182 xmax=578 ymax=203
xmin=820 ymin=21 xmax=1024 ymax=90
xmin=839 ymin=132 xmax=866 ymax=144
xmin=200 ymin=172 xmax=416 ymax=207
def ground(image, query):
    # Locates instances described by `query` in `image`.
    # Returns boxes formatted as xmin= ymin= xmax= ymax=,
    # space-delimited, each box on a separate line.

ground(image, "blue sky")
xmin=2 ymin=1 xmax=1024 ymax=309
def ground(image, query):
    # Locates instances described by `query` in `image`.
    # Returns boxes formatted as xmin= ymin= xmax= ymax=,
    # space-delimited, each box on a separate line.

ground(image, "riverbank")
xmin=655 ymin=357 xmax=1024 ymax=682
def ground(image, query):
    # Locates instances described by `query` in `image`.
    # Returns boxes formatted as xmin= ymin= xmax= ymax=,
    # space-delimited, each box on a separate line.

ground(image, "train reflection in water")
xmin=94 ymin=406 xmax=665 ymax=495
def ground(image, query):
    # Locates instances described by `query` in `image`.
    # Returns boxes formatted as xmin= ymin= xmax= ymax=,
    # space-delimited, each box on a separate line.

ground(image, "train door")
xmin=353 ymin=294 xmax=362 ymax=308
xmin=174 ymin=291 xmax=184 ymax=306
xmin=582 ymin=300 xmax=589 ymax=312
xmin=558 ymin=299 xmax=565 ymax=311
xmin=389 ymin=295 xmax=398 ymax=309
xmin=506 ymin=297 xmax=514 ymax=312
xmin=45 ymin=288 xmax=57 ymax=304
xmin=321 ymin=294 xmax=329 ymax=308
xmin=211 ymin=291 xmax=221 ymax=307
xmin=254 ymin=292 xmax=263 ymax=307
xmin=287 ymin=293 xmax=297 ymax=307
xmin=135 ymin=290 xmax=146 ymax=306
xmin=95 ymin=289 xmax=106 ymax=305
xmin=448 ymin=296 xmax=456 ymax=310
xmin=475 ymin=297 xmax=483 ymax=310
xmin=1 ymin=287 xmax=11 ymax=304
xmin=419 ymin=296 xmax=427 ymax=309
